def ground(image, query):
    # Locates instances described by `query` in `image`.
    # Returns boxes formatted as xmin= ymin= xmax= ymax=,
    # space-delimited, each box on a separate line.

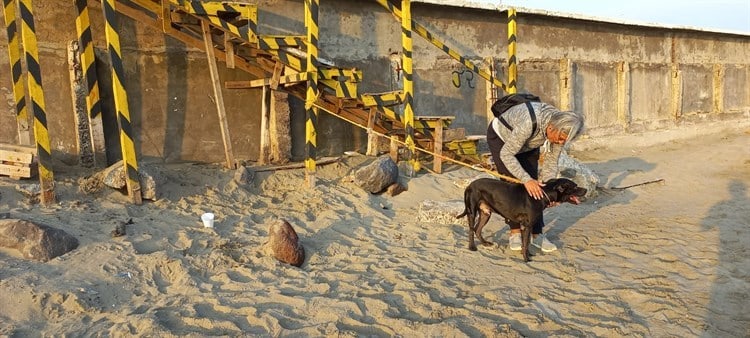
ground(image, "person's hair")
xmin=549 ymin=110 xmax=585 ymax=143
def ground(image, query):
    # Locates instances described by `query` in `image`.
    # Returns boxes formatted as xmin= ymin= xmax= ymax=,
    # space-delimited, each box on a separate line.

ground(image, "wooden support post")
xmin=270 ymin=61 xmax=283 ymax=90
xmin=559 ymin=58 xmax=573 ymax=111
xmin=389 ymin=135 xmax=399 ymax=163
xmin=259 ymin=85 xmax=271 ymax=165
xmin=366 ymin=107 xmax=378 ymax=156
xmin=616 ymin=61 xmax=630 ymax=129
xmin=201 ymin=20 xmax=236 ymax=169
xmin=433 ymin=121 xmax=443 ymax=174
xmin=713 ymin=63 xmax=724 ymax=114
xmin=225 ymin=34 xmax=235 ymax=69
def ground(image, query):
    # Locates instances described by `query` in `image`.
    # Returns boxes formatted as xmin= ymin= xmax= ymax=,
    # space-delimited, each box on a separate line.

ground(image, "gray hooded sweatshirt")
xmin=490 ymin=101 xmax=563 ymax=183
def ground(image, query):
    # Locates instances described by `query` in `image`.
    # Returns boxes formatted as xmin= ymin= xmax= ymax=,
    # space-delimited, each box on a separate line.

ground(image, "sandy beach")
xmin=0 ymin=122 xmax=748 ymax=337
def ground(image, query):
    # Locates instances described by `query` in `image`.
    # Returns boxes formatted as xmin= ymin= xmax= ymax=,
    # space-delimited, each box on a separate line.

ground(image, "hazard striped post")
xmin=17 ymin=0 xmax=54 ymax=204
xmin=102 ymin=0 xmax=142 ymax=204
xmin=2 ymin=0 xmax=31 ymax=145
xmin=401 ymin=0 xmax=417 ymax=174
xmin=507 ymin=8 xmax=517 ymax=94
xmin=304 ymin=0 xmax=319 ymax=188
xmin=74 ymin=0 xmax=106 ymax=166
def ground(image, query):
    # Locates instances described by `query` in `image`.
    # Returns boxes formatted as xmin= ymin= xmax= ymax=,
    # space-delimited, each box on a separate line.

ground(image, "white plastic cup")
xmin=201 ymin=213 xmax=215 ymax=228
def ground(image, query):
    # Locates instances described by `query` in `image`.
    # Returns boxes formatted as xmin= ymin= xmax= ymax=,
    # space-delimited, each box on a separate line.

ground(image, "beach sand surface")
xmin=0 ymin=127 xmax=748 ymax=337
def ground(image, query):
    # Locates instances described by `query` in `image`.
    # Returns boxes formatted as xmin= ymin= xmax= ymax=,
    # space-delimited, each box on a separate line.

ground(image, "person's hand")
xmin=524 ymin=179 xmax=545 ymax=200
xmin=549 ymin=201 xmax=561 ymax=207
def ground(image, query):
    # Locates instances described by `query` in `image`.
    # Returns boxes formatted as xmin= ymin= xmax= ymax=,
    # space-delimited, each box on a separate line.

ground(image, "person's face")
xmin=546 ymin=126 xmax=568 ymax=145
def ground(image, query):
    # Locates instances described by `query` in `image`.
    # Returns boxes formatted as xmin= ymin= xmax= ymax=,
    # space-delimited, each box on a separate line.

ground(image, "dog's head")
xmin=545 ymin=178 xmax=587 ymax=205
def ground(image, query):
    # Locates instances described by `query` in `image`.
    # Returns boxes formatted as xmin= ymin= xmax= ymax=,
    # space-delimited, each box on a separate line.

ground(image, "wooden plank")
xmin=0 ymin=163 xmax=33 ymax=178
xmin=202 ymin=20 xmax=236 ymax=169
xmin=442 ymin=127 xmax=465 ymax=142
xmin=414 ymin=115 xmax=455 ymax=121
xmin=259 ymin=85 xmax=270 ymax=165
xmin=269 ymin=61 xmax=284 ymax=90
xmin=0 ymin=143 xmax=37 ymax=154
xmin=0 ymin=149 xmax=34 ymax=164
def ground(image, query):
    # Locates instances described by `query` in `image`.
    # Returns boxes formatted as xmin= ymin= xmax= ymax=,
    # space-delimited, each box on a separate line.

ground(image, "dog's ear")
xmin=575 ymin=187 xmax=587 ymax=196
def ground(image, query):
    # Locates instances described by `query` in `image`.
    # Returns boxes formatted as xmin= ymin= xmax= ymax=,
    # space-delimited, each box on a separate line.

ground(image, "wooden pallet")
xmin=0 ymin=143 xmax=37 ymax=179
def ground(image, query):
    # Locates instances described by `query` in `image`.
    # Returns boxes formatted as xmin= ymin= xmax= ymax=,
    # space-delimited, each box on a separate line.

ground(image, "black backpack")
xmin=490 ymin=93 xmax=541 ymax=134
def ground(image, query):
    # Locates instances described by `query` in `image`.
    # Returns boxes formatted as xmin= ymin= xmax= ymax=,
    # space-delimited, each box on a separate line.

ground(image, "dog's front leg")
xmin=521 ymin=223 xmax=532 ymax=262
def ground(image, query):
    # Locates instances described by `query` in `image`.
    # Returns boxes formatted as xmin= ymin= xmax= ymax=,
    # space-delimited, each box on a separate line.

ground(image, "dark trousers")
xmin=486 ymin=124 xmax=545 ymax=234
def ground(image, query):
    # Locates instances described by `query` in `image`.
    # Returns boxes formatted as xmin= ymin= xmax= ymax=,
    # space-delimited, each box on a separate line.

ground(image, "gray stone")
xmin=92 ymin=160 xmax=160 ymax=200
xmin=417 ymin=200 xmax=465 ymax=225
xmin=353 ymin=155 xmax=399 ymax=194
xmin=0 ymin=219 xmax=79 ymax=262
xmin=557 ymin=151 xmax=599 ymax=198
xmin=233 ymin=165 xmax=254 ymax=185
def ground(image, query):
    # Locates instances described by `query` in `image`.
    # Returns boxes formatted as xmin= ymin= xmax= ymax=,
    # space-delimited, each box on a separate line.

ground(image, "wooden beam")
xmin=225 ymin=72 xmax=309 ymax=89
xmin=259 ymin=85 xmax=270 ymax=165
xmin=433 ymin=121 xmax=443 ymax=174
xmin=201 ymin=20 xmax=235 ymax=169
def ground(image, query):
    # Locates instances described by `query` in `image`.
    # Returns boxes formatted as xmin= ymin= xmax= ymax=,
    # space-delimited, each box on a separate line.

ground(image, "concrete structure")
xmin=1 ymin=0 xmax=748 ymax=166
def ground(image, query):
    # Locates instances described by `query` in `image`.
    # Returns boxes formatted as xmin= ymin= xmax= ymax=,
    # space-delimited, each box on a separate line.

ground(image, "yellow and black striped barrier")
xmin=18 ymin=0 xmax=55 ymax=204
xmin=75 ymin=0 xmax=102 ymax=120
xmin=401 ymin=0 xmax=418 ymax=173
xmin=2 ymin=0 xmax=30 ymax=145
xmin=102 ymin=0 xmax=142 ymax=204
xmin=376 ymin=0 xmax=507 ymax=91
xmin=359 ymin=91 xmax=404 ymax=107
xmin=304 ymin=0 xmax=319 ymax=187
xmin=170 ymin=0 xmax=257 ymax=43
xmin=259 ymin=35 xmax=305 ymax=49
xmin=507 ymin=8 xmax=517 ymax=94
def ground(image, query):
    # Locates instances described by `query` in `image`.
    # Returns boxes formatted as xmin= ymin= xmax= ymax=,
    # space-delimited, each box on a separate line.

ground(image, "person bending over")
xmin=486 ymin=98 xmax=585 ymax=252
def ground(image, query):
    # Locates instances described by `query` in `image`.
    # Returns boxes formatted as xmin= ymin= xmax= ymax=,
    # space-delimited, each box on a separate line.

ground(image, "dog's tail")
xmin=456 ymin=188 xmax=470 ymax=219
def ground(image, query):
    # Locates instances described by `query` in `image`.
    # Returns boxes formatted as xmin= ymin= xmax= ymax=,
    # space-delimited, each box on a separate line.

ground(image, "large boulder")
xmin=353 ymin=155 xmax=399 ymax=194
xmin=0 ymin=219 xmax=79 ymax=262
xmin=263 ymin=219 xmax=305 ymax=267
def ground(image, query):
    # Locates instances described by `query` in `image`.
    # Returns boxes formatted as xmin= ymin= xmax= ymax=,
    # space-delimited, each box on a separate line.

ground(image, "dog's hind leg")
xmin=475 ymin=203 xmax=493 ymax=246
xmin=467 ymin=210 xmax=478 ymax=251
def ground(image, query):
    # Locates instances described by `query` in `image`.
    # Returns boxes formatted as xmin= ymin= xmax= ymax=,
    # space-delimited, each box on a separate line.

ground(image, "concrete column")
xmin=713 ymin=63 xmax=725 ymax=114
xmin=616 ymin=61 xmax=631 ymax=128
xmin=558 ymin=58 xmax=573 ymax=111
xmin=670 ymin=64 xmax=683 ymax=119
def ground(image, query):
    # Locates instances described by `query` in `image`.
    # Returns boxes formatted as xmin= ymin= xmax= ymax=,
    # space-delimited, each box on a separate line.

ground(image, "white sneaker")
xmin=531 ymin=234 xmax=557 ymax=252
xmin=508 ymin=233 xmax=522 ymax=251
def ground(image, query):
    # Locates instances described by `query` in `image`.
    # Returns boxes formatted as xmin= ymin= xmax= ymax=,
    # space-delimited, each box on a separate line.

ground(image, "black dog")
xmin=456 ymin=178 xmax=587 ymax=262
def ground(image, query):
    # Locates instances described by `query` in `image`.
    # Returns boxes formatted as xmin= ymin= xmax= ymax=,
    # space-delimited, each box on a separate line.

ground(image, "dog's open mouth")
xmin=569 ymin=196 xmax=581 ymax=204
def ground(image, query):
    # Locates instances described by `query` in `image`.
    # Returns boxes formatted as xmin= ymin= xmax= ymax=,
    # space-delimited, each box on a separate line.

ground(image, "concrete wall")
xmin=1 ymin=0 xmax=748 ymax=165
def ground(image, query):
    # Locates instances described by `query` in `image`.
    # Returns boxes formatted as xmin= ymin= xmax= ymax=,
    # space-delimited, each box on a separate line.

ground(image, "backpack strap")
xmin=499 ymin=101 xmax=537 ymax=135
